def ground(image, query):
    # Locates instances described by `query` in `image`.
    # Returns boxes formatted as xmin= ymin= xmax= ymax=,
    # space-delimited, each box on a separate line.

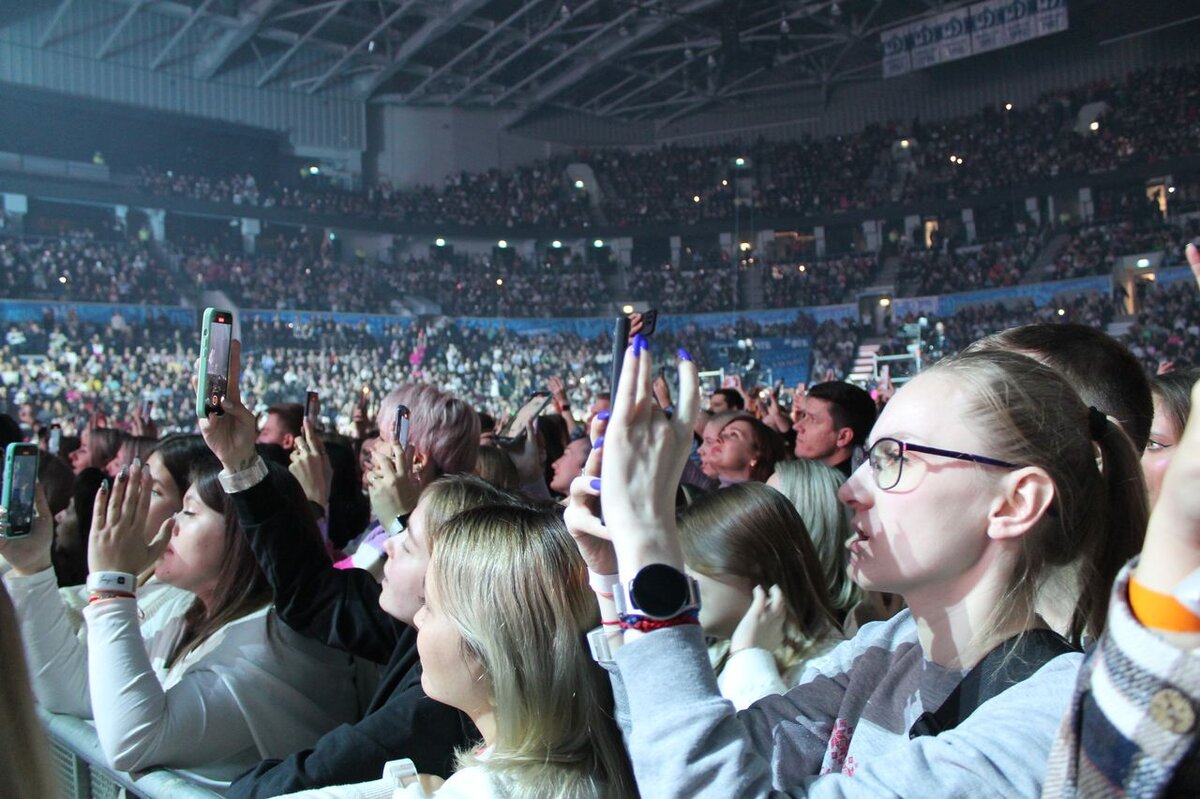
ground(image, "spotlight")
xmin=899 ymin=139 xmax=910 ymax=149
xmin=879 ymin=297 xmax=891 ymax=307
xmin=574 ymin=179 xmax=585 ymax=189
xmin=308 ymin=165 xmax=320 ymax=175
xmin=593 ymin=239 xmax=604 ymax=248
xmin=1004 ymin=102 xmax=1013 ymax=111
xmin=1089 ymin=120 xmax=1100 ymax=131
xmin=1137 ymin=258 xmax=1150 ymax=268
xmin=551 ymin=240 xmax=562 ymax=248
xmin=496 ymin=278 xmax=504 ymax=286
xmin=734 ymin=156 xmax=746 ymax=167
xmin=497 ymin=240 xmax=508 ymax=248
xmin=1168 ymin=186 xmax=1177 ymax=194
xmin=435 ymin=237 xmax=446 ymax=247
xmin=622 ymin=304 xmax=634 ymax=314
xmin=1057 ymin=308 xmax=1066 ymax=316
xmin=798 ymin=265 xmax=806 ymax=272
xmin=693 ymin=195 xmax=701 ymax=203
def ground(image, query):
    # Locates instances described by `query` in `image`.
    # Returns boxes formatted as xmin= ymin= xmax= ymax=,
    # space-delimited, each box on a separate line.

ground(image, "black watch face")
xmin=630 ymin=563 xmax=690 ymax=618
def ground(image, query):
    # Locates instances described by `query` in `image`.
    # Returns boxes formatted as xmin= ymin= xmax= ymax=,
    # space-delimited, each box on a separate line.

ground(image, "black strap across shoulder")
xmin=908 ymin=628 xmax=1079 ymax=739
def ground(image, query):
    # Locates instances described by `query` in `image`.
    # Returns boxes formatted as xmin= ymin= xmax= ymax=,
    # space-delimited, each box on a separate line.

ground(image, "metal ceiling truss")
xmin=50 ymin=0 xmax=958 ymax=126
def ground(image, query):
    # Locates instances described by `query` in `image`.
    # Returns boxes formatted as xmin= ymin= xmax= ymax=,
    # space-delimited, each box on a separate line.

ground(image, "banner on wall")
xmin=0 ymin=299 xmax=193 ymax=327
xmin=882 ymin=0 xmax=1069 ymax=79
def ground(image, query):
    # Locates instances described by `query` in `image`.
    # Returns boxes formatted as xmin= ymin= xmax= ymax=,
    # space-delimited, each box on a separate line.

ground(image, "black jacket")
xmin=225 ymin=468 xmax=472 ymax=799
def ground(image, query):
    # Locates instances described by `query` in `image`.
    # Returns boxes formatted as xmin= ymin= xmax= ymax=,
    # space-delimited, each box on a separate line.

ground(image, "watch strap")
xmin=218 ymin=455 xmax=269 ymax=493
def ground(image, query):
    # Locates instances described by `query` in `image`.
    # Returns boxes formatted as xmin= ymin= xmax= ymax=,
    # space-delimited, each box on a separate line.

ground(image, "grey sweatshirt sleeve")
xmin=614 ymin=624 xmax=1083 ymax=799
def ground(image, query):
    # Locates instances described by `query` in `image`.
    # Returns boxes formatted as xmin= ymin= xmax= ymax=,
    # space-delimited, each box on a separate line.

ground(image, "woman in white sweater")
xmin=2 ymin=456 xmax=359 ymax=784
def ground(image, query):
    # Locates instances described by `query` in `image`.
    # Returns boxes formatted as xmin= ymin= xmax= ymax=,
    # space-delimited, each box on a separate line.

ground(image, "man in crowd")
xmin=708 ymin=388 xmax=745 ymax=414
xmin=791 ymin=381 xmax=876 ymax=477
xmin=257 ymin=402 xmax=304 ymax=452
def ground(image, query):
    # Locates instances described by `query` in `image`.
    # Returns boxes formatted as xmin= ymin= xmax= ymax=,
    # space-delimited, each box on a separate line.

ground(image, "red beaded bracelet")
xmin=88 ymin=591 xmax=136 ymax=604
xmin=617 ymin=611 xmax=700 ymax=633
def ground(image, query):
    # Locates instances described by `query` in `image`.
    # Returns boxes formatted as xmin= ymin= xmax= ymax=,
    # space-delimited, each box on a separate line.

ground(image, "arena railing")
xmin=39 ymin=708 xmax=224 ymax=799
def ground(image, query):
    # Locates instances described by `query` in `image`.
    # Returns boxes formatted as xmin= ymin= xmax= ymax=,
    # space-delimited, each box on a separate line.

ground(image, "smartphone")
xmin=610 ymin=315 xmax=633 ymax=399
xmin=638 ymin=308 xmax=658 ymax=338
xmin=496 ymin=393 xmax=553 ymax=446
xmin=2 ymin=443 xmax=39 ymax=539
xmin=48 ymin=424 xmax=62 ymax=456
xmin=392 ymin=405 xmax=411 ymax=450
xmin=359 ymin=384 xmax=372 ymax=412
xmin=305 ymin=390 xmax=320 ymax=428
xmin=196 ymin=308 xmax=234 ymax=418
xmin=140 ymin=398 xmax=154 ymax=419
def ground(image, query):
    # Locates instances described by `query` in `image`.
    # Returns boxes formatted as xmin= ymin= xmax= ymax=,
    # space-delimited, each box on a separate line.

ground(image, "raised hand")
xmin=290 ymin=418 xmax=333 ymax=508
xmin=563 ymin=415 xmax=615 ymax=576
xmin=197 ymin=339 xmax=259 ymax=473
xmin=730 ymin=585 xmax=787 ymax=655
xmin=599 ymin=337 xmax=698 ymax=576
xmin=88 ymin=460 xmax=156 ymax=575
xmin=0 ymin=486 xmax=54 ymax=576
xmin=368 ymin=437 xmax=421 ymax=525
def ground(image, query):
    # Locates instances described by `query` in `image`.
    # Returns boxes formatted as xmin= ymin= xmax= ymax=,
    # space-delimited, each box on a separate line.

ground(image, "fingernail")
xmin=596 ymin=410 xmax=611 ymax=421
xmin=677 ymin=348 xmax=692 ymax=362
xmin=131 ymin=457 xmax=142 ymax=470
xmin=593 ymin=435 xmax=604 ymax=449
xmin=589 ymin=478 xmax=601 ymax=491
xmin=99 ymin=481 xmax=109 ymax=493
xmin=632 ymin=334 xmax=648 ymax=355
xmin=118 ymin=466 xmax=129 ymax=481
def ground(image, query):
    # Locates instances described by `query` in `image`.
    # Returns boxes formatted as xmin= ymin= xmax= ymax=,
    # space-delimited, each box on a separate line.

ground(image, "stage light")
xmin=693 ymin=195 xmax=701 ymax=203
xmin=551 ymin=240 xmax=562 ymax=248
xmin=1168 ymin=186 xmax=1177 ymax=194
xmin=435 ymin=237 xmax=446 ymax=247
xmin=308 ymin=165 xmax=320 ymax=175
xmin=497 ymin=240 xmax=508 ymax=248
xmin=1057 ymin=308 xmax=1066 ymax=316
xmin=739 ymin=242 xmax=751 ymax=252
xmin=593 ymin=239 xmax=604 ymax=248
xmin=1004 ymin=102 xmax=1013 ymax=111
xmin=734 ymin=156 xmax=746 ymax=167
xmin=879 ymin=297 xmax=891 ymax=307
xmin=574 ymin=179 xmax=585 ymax=189
xmin=58 ymin=275 xmax=68 ymax=284
xmin=949 ymin=154 xmax=957 ymax=163
xmin=899 ymin=139 xmax=910 ymax=149
xmin=798 ymin=265 xmax=806 ymax=272
xmin=622 ymin=304 xmax=634 ymax=314
xmin=496 ymin=278 xmax=504 ymax=286
xmin=721 ymin=179 xmax=729 ymax=186
xmin=1089 ymin=121 xmax=1100 ymax=131
xmin=1137 ymin=258 xmax=1150 ymax=268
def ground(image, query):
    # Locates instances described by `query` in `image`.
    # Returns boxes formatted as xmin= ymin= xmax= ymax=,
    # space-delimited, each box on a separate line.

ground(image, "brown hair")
xmin=1150 ymin=368 xmax=1200 ymax=440
xmin=474 ymin=445 xmax=520 ymax=490
xmin=929 ymin=350 xmax=1149 ymax=644
xmin=679 ymin=482 xmax=842 ymax=671
xmin=165 ymin=460 xmax=276 ymax=668
xmin=720 ymin=416 xmax=786 ymax=482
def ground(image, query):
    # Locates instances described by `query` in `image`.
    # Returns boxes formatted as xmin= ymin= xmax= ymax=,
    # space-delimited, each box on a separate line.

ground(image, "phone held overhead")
xmin=495 ymin=393 xmax=553 ymax=447
xmin=196 ymin=308 xmax=234 ymax=418
xmin=2 ymin=442 xmax=39 ymax=539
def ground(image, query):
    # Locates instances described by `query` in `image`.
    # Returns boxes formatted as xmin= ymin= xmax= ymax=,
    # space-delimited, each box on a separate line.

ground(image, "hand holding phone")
xmin=496 ymin=394 xmax=552 ymax=447
xmin=392 ymin=404 xmax=411 ymax=450
xmin=197 ymin=308 xmax=235 ymax=418
xmin=305 ymin=390 xmax=321 ymax=429
xmin=1 ymin=443 xmax=40 ymax=539
xmin=48 ymin=424 xmax=62 ymax=456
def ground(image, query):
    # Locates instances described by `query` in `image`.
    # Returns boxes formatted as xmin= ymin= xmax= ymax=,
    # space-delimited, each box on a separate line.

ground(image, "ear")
xmin=986 ymin=467 xmax=1056 ymax=541
xmin=411 ymin=448 xmax=431 ymax=480
xmin=834 ymin=426 xmax=856 ymax=450
xmin=282 ymin=433 xmax=296 ymax=450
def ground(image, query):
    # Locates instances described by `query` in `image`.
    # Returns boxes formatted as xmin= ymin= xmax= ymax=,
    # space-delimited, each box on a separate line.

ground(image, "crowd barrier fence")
xmin=40 ymin=708 xmax=223 ymax=799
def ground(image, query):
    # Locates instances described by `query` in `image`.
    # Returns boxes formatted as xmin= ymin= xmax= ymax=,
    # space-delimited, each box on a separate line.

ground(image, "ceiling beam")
xmin=402 ymin=0 xmax=545 ymax=101
xmin=149 ymin=0 xmax=215 ymax=70
xmin=307 ymin=0 xmax=420 ymax=94
xmin=599 ymin=44 xmax=721 ymax=115
xmin=502 ymin=0 xmax=727 ymax=129
xmin=39 ymin=0 xmax=75 ymax=47
xmin=195 ymin=0 xmax=285 ymax=79
xmin=256 ymin=0 xmax=347 ymax=87
xmin=446 ymin=0 xmax=605 ymax=104
xmin=354 ymin=0 xmax=498 ymax=99
xmin=96 ymin=0 xmax=147 ymax=59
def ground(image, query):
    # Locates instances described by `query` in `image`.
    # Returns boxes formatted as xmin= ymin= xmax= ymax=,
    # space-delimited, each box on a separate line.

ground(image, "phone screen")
xmin=306 ymin=390 xmax=320 ymax=427
xmin=3 ymin=445 xmax=39 ymax=538
xmin=497 ymin=394 xmax=552 ymax=443
xmin=200 ymin=310 xmax=234 ymax=416
xmin=48 ymin=426 xmax=62 ymax=456
xmin=392 ymin=405 xmax=411 ymax=449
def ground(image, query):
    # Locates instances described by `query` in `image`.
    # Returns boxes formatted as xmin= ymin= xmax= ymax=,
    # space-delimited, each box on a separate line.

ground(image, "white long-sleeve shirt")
xmin=8 ymin=567 xmax=360 ymax=782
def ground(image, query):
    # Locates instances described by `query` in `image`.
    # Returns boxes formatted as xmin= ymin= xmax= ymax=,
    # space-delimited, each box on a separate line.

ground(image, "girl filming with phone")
xmin=2 ymin=452 xmax=359 ymax=783
xmin=568 ymin=338 xmax=1147 ymax=797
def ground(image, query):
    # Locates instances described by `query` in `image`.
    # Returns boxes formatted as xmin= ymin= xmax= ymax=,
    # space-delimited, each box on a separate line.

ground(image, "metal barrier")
xmin=39 ymin=708 xmax=224 ymax=799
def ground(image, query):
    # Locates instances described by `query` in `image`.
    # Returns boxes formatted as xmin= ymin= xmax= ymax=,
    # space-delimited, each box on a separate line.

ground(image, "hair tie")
xmin=1087 ymin=407 xmax=1109 ymax=441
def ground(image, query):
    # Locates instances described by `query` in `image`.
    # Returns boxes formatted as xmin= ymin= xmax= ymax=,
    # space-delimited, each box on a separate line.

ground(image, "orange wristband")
xmin=1129 ymin=578 xmax=1200 ymax=632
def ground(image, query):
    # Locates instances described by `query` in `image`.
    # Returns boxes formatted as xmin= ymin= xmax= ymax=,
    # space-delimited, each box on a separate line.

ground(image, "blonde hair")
xmin=430 ymin=505 xmax=636 ymax=799
xmin=380 ymin=384 xmax=480 ymax=478
xmin=928 ymin=350 xmax=1149 ymax=645
xmin=679 ymin=482 xmax=843 ymax=673
xmin=770 ymin=460 xmax=861 ymax=619
xmin=0 ymin=582 xmax=56 ymax=799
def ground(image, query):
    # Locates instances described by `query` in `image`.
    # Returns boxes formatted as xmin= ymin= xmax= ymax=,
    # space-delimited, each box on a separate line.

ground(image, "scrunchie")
xmin=1087 ymin=406 xmax=1109 ymax=441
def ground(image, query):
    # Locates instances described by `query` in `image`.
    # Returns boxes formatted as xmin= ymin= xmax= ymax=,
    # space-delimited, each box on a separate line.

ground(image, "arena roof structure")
xmin=14 ymin=0 xmax=1152 ymax=125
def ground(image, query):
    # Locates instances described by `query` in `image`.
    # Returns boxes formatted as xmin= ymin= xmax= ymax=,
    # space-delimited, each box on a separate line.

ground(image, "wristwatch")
xmin=615 ymin=563 xmax=701 ymax=621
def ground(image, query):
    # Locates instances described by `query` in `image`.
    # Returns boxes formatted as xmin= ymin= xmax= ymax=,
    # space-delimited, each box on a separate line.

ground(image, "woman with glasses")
xmin=568 ymin=341 xmax=1148 ymax=798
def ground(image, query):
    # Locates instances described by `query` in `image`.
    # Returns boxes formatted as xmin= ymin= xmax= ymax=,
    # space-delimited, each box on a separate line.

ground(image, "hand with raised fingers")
xmin=600 ymin=336 xmax=699 ymax=575
xmin=290 ymin=418 xmax=333 ymax=508
xmin=368 ymin=438 xmax=421 ymax=526
xmin=563 ymin=414 xmax=615 ymax=576
xmin=731 ymin=585 xmax=788 ymax=655
xmin=1187 ymin=241 xmax=1200 ymax=290
xmin=197 ymin=339 xmax=259 ymax=475
xmin=0 ymin=485 xmax=54 ymax=576
xmin=88 ymin=460 xmax=155 ymax=575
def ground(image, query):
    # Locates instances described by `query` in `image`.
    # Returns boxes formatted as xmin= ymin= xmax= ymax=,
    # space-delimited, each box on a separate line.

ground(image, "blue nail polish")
xmin=633 ymin=334 xmax=649 ymax=354
xmin=596 ymin=410 xmax=611 ymax=421
xmin=677 ymin=348 xmax=692 ymax=362
xmin=589 ymin=478 xmax=601 ymax=491
xmin=593 ymin=435 xmax=605 ymax=449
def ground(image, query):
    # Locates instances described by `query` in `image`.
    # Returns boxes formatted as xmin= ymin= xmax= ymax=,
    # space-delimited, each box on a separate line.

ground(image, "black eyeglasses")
xmin=866 ymin=437 xmax=1024 ymax=490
